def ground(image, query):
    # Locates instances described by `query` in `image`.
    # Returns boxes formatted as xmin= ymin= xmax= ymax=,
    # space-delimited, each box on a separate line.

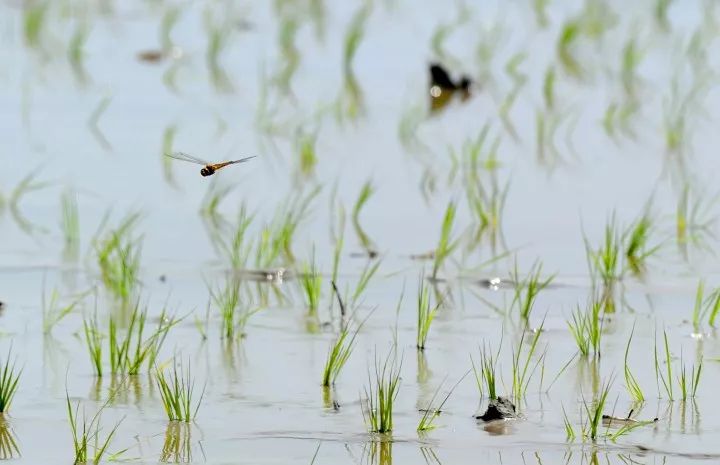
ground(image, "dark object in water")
xmin=429 ymin=63 xmax=474 ymax=113
xmin=476 ymin=396 xmax=517 ymax=422
xmin=137 ymin=50 xmax=166 ymax=63
xmin=602 ymin=412 xmax=659 ymax=427
xmin=430 ymin=64 xmax=472 ymax=92
xmin=0 ymin=301 xmax=4 ymax=314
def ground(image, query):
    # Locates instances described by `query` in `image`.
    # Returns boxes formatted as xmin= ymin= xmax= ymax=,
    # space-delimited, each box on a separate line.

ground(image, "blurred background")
xmin=2 ymin=1 xmax=720 ymax=464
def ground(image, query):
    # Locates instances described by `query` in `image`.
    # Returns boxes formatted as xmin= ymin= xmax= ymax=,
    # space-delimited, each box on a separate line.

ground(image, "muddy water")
xmin=2 ymin=0 xmax=720 ymax=464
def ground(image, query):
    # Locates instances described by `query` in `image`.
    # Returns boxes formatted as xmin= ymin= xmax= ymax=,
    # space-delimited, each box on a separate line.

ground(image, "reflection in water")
xmin=90 ymin=375 xmax=147 ymax=406
xmin=420 ymin=447 xmax=442 ymax=465
xmin=363 ymin=439 xmax=392 ymax=465
xmin=416 ymin=351 xmax=432 ymax=387
xmin=160 ymin=422 xmax=194 ymax=463
xmin=221 ymin=338 xmax=246 ymax=383
xmin=0 ymin=416 xmax=19 ymax=459
xmin=336 ymin=3 xmax=370 ymax=122
xmin=480 ymin=419 xmax=516 ymax=436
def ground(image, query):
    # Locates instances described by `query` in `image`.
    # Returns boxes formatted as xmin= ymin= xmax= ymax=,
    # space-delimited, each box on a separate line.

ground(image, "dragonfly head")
xmin=200 ymin=166 xmax=214 ymax=177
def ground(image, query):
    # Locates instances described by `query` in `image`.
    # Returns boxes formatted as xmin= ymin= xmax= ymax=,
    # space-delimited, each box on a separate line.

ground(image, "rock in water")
xmin=476 ymin=397 xmax=517 ymax=422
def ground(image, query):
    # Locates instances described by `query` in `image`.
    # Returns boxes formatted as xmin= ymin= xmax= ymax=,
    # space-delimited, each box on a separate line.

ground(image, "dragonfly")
xmin=165 ymin=152 xmax=256 ymax=177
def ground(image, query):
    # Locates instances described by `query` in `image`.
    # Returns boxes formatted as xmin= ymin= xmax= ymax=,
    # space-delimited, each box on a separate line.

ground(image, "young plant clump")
xmin=0 ymin=348 xmax=21 ymax=413
xmin=416 ymin=276 xmax=441 ymax=350
xmin=363 ymin=352 xmax=402 ymax=434
xmin=156 ymin=359 xmax=206 ymax=423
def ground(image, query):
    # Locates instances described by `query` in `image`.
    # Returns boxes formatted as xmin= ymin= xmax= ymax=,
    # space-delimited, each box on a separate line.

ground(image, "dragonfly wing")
xmin=165 ymin=151 xmax=209 ymax=165
xmin=211 ymin=156 xmax=257 ymax=170
xmin=228 ymin=156 xmax=257 ymax=164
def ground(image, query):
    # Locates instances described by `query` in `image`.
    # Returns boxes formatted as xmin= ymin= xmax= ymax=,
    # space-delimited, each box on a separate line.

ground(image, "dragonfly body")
xmin=166 ymin=152 xmax=256 ymax=177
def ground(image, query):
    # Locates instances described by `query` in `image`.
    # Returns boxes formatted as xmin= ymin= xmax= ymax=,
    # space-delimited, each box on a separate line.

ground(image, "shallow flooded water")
xmin=2 ymin=0 xmax=720 ymax=463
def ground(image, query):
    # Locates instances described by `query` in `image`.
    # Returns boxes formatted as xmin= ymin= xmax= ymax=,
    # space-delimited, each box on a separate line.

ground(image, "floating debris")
xmin=602 ymin=410 xmax=658 ymax=428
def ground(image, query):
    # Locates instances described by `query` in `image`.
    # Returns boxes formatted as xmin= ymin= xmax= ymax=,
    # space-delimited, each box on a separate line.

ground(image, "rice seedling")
xmin=211 ymin=276 xmax=257 ymax=340
xmin=621 ymin=38 xmax=641 ymax=97
xmin=511 ymin=321 xmax=546 ymax=400
xmin=417 ymin=372 xmax=468 ymax=432
xmin=351 ymin=259 xmax=382 ymax=307
xmin=9 ymin=171 xmax=50 ymax=234
xmin=200 ymin=183 xmax=235 ymax=226
xmin=567 ymin=306 xmax=592 ymax=357
xmin=706 ymin=287 xmax=720 ymax=327
xmin=300 ymin=258 xmax=322 ymax=314
xmin=83 ymin=302 xmax=178 ymax=377
xmin=42 ymin=287 xmax=82 ymax=334
xmin=214 ymin=206 xmax=253 ymax=269
xmin=296 ymin=130 xmax=318 ymax=179
xmin=363 ymin=351 xmax=402 ymax=434
xmin=561 ymin=405 xmax=575 ymax=441
xmin=95 ymin=212 xmax=142 ymax=301
xmin=160 ymin=6 xmax=181 ymax=52
xmin=68 ymin=23 xmax=89 ymax=83
xmin=23 ymin=2 xmax=48 ymax=49
xmin=499 ymin=54 xmax=527 ymax=139
xmin=581 ymin=377 xmax=613 ymax=441
xmin=83 ymin=313 xmax=103 ymax=376
xmin=623 ymin=324 xmax=644 ymax=403
xmin=60 ymin=188 xmax=80 ymax=258
xmin=675 ymin=185 xmax=717 ymax=257
xmin=465 ymin=174 xmax=509 ymax=253
xmin=691 ymin=280 xmax=705 ymax=332
xmin=470 ymin=341 xmax=501 ymax=400
xmin=623 ymin=208 xmax=659 ymax=276
xmin=66 ymin=393 xmax=123 ymax=464
xmin=331 ymin=205 xmax=346 ymax=286
xmin=585 ymin=217 xmax=621 ymax=288
xmin=543 ymin=66 xmax=555 ymax=109
xmin=677 ymin=355 xmax=702 ymax=401
xmin=204 ymin=13 xmax=234 ymax=92
xmin=322 ymin=290 xmax=368 ymax=386
xmin=352 ymin=180 xmax=376 ymax=256
xmin=0 ymin=348 xmax=21 ymax=413
xmin=155 ymin=359 xmax=206 ymax=422
xmin=274 ymin=16 xmax=300 ymax=95
xmin=430 ymin=1 xmax=469 ymax=62
xmin=431 ymin=202 xmax=459 ymax=279
xmin=557 ymin=19 xmax=582 ymax=78
xmin=109 ymin=304 xmax=177 ymax=375
xmin=88 ymin=97 xmax=112 ymax=151
xmin=322 ymin=323 xmax=362 ymax=387
xmin=510 ymin=260 xmax=554 ymax=321
xmin=398 ymin=103 xmax=430 ymax=152
xmin=416 ymin=276 xmax=440 ymax=350
xmin=254 ymin=188 xmax=321 ymax=268
xmin=535 ymin=110 xmax=563 ymax=165
xmin=654 ymin=329 xmax=673 ymax=400
xmin=336 ymin=3 xmax=371 ymax=120
xmin=655 ymin=0 xmax=673 ymax=31
xmin=533 ymin=0 xmax=550 ymax=28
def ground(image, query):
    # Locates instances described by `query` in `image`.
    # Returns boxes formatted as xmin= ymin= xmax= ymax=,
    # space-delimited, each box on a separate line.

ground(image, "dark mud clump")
xmin=476 ymin=396 xmax=517 ymax=422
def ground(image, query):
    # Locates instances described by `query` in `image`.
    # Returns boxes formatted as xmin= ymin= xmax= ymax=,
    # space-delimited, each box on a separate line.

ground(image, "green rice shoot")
xmin=155 ymin=359 xmax=206 ymax=422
